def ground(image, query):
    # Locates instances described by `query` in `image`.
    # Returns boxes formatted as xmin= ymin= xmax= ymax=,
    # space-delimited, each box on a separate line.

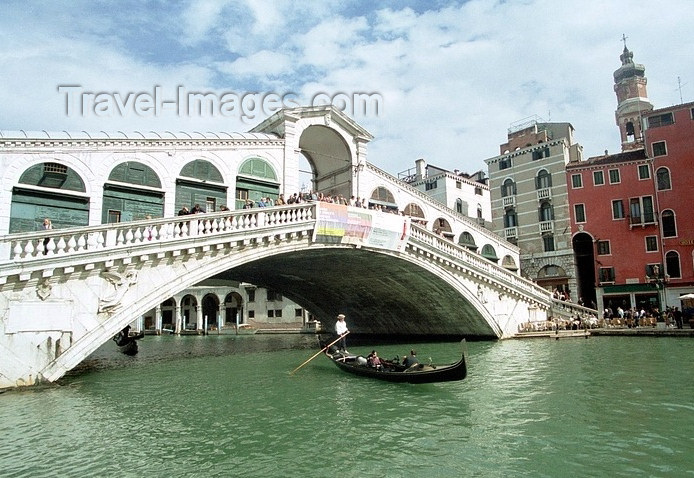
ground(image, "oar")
xmin=290 ymin=331 xmax=350 ymax=375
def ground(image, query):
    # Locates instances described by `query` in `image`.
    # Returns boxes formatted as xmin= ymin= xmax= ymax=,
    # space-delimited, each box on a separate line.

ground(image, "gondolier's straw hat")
xmin=337 ymin=314 xmax=345 ymax=319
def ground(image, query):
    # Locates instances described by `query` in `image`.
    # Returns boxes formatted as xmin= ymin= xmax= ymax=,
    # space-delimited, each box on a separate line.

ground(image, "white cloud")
xmin=1 ymin=0 xmax=694 ymax=176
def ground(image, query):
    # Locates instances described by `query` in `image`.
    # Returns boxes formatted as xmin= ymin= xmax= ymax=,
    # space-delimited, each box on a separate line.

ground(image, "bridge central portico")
xmin=0 ymin=202 xmax=551 ymax=389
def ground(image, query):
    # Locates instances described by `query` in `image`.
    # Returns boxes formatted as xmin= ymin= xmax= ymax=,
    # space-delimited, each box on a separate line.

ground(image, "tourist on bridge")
xmin=335 ymin=313 xmax=349 ymax=353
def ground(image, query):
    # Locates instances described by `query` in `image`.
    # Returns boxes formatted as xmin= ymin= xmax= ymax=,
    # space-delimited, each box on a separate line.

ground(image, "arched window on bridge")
xmin=434 ymin=217 xmax=453 ymax=239
xmin=10 ymin=162 xmax=89 ymax=233
xmin=177 ymin=159 xmax=227 ymax=213
xmin=403 ymin=202 xmax=426 ymax=226
xmin=458 ymin=231 xmax=477 ymax=252
xmin=481 ymin=244 xmax=499 ymax=263
xmin=502 ymin=255 xmax=518 ymax=272
xmin=369 ymin=186 xmax=398 ymax=211
xmin=236 ymin=157 xmax=280 ymax=209
xmin=103 ymin=161 xmax=164 ymax=223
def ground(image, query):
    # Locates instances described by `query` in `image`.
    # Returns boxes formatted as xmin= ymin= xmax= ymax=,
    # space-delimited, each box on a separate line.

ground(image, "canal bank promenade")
xmin=515 ymin=325 xmax=694 ymax=339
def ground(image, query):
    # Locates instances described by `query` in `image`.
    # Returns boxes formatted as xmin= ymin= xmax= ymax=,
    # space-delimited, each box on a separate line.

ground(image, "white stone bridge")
xmin=0 ymin=202 xmax=554 ymax=389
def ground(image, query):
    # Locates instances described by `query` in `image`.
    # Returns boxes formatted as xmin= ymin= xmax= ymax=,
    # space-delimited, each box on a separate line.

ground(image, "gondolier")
xmin=335 ymin=313 xmax=349 ymax=353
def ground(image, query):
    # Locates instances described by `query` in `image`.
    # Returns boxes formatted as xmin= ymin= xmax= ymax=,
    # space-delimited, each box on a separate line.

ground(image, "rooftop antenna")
xmin=676 ymin=76 xmax=687 ymax=104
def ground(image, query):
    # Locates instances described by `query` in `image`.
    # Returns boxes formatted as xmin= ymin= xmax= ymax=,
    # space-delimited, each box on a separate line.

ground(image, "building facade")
xmin=398 ymin=158 xmax=491 ymax=237
xmin=485 ymin=118 xmax=583 ymax=296
xmin=567 ymin=44 xmax=694 ymax=318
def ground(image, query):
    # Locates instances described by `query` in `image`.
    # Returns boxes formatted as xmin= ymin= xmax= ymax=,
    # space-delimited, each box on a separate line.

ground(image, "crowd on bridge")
xmin=238 ymin=191 xmax=404 ymax=214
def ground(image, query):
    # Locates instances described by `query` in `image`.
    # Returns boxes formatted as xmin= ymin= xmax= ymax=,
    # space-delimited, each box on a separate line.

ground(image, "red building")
xmin=644 ymin=101 xmax=694 ymax=314
xmin=567 ymin=44 xmax=694 ymax=319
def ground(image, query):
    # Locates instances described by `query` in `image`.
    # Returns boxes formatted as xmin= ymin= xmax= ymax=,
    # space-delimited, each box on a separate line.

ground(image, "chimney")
xmin=415 ymin=158 xmax=426 ymax=181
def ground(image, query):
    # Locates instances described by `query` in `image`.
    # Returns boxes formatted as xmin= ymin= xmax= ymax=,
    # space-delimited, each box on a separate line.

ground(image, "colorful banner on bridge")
xmin=313 ymin=203 xmax=410 ymax=252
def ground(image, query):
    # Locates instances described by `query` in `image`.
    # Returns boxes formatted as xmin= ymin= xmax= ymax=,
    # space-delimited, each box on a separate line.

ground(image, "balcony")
xmin=504 ymin=226 xmax=518 ymax=239
xmin=537 ymin=188 xmax=551 ymax=200
xmin=502 ymin=196 xmax=516 ymax=208
xmin=539 ymin=221 xmax=553 ymax=233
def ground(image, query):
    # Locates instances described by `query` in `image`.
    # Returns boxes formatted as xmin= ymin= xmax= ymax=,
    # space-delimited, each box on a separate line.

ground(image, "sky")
xmin=1 ymin=0 xmax=693 ymax=177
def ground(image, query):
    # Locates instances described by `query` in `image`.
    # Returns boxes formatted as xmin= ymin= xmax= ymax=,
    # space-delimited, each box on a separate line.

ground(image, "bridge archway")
xmin=298 ymin=125 xmax=352 ymax=197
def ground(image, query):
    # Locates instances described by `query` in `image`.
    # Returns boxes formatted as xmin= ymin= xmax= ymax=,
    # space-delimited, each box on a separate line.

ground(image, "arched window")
xmin=455 ymin=198 xmax=468 ymax=215
xmin=458 ymin=231 xmax=477 ymax=251
xmin=504 ymin=208 xmax=517 ymax=228
xmin=11 ymin=162 xmax=89 ymax=232
xmin=238 ymin=157 xmax=278 ymax=182
xmin=539 ymin=201 xmax=554 ymax=222
xmin=502 ymin=255 xmax=518 ymax=271
xmin=235 ymin=157 xmax=280 ymax=209
xmin=481 ymin=244 xmax=499 ymax=263
xmin=109 ymin=161 xmax=162 ymax=188
xmin=536 ymin=169 xmax=552 ymax=189
xmin=181 ymin=159 xmax=224 ymax=183
xmin=501 ymin=178 xmax=515 ymax=197
xmin=104 ymin=161 xmax=164 ymax=222
xmin=370 ymin=186 xmax=397 ymax=210
xmin=666 ymin=251 xmax=681 ymax=278
xmin=626 ymin=121 xmax=635 ymax=142
xmin=661 ymin=210 xmax=676 ymax=238
xmin=656 ymin=167 xmax=671 ymax=191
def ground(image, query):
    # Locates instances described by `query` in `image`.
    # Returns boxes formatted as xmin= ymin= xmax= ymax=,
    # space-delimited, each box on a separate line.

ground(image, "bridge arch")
xmin=298 ymin=124 xmax=352 ymax=198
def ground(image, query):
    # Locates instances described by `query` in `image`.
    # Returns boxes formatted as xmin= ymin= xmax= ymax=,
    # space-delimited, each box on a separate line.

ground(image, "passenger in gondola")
xmin=402 ymin=350 xmax=419 ymax=368
xmin=367 ymin=350 xmax=383 ymax=370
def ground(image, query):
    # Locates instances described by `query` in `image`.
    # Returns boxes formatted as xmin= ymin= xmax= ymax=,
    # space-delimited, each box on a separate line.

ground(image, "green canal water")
xmin=1 ymin=335 xmax=693 ymax=477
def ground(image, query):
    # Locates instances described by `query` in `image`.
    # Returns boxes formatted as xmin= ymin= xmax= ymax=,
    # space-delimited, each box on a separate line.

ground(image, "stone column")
xmin=155 ymin=305 xmax=162 ymax=335
xmin=196 ymin=303 xmax=203 ymax=332
xmin=174 ymin=303 xmax=181 ymax=334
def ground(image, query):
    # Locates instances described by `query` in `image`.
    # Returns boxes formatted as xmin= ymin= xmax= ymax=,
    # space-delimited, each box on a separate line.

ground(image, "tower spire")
xmin=613 ymin=40 xmax=653 ymax=151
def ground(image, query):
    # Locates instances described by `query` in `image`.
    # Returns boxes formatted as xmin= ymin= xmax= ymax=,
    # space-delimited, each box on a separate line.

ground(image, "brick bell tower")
xmin=613 ymin=36 xmax=653 ymax=151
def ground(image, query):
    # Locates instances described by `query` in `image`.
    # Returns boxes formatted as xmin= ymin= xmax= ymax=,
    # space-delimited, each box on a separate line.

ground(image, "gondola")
xmin=113 ymin=326 xmax=144 ymax=356
xmin=321 ymin=342 xmax=468 ymax=384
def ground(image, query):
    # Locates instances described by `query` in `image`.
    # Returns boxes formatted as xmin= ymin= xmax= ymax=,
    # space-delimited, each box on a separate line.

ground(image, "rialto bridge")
xmin=0 ymin=106 xmax=563 ymax=389
xmin=0 ymin=203 xmax=553 ymax=389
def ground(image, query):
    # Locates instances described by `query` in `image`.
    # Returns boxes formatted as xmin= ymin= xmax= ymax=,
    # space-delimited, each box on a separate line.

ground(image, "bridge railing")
xmin=549 ymin=299 xmax=598 ymax=319
xmin=0 ymin=204 xmax=316 ymax=265
xmin=408 ymin=224 xmax=551 ymax=303
xmin=365 ymin=162 xmax=516 ymax=252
